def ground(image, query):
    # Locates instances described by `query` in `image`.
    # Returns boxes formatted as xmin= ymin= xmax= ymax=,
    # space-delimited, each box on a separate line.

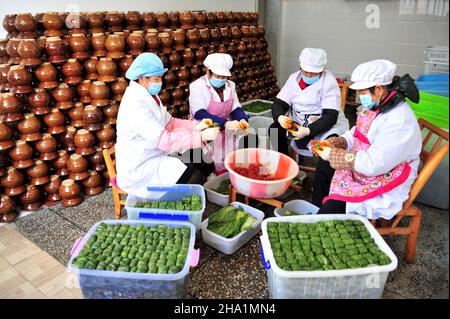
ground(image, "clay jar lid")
xmin=17 ymin=39 xmax=41 ymax=66
xmin=127 ymin=32 xmax=145 ymax=56
xmin=91 ymin=33 xmax=107 ymax=57
xmin=35 ymin=62 xmax=59 ymax=89
xmin=45 ymin=36 xmax=67 ymax=64
xmin=186 ymin=29 xmax=200 ymax=49
xmin=62 ymin=59 xmax=83 ymax=85
xmin=44 ymin=109 xmax=66 ymax=135
xmin=74 ymin=129 xmax=95 ymax=155
xmin=111 ymin=77 xmax=127 ymax=101
xmin=96 ymin=58 xmax=117 ymax=83
xmin=52 ymin=83 xmax=74 ymax=110
xmin=118 ymin=55 xmax=134 ymax=76
xmin=76 ymin=80 xmax=92 ymax=104
xmin=42 ymin=12 xmax=64 ymax=37
xmin=68 ymin=103 xmax=85 ymax=128
xmin=83 ymin=105 xmax=103 ymax=131
xmin=44 ymin=175 xmax=62 ymax=202
xmin=89 ymin=81 xmax=110 ymax=106
xmin=15 ymin=13 xmax=37 ymax=38
xmin=59 ymin=179 xmax=82 ymax=207
xmin=26 ymin=159 xmax=49 ymax=184
xmin=9 ymin=141 xmax=33 ymax=169
xmin=96 ymin=124 xmax=115 ymax=149
xmin=0 ymin=195 xmax=16 ymax=215
xmin=67 ymin=154 xmax=89 ymax=180
xmin=158 ymin=33 xmax=173 ymax=54
xmin=176 ymin=67 xmax=190 ymax=87
xmin=53 ymin=150 xmax=70 ymax=175
xmin=83 ymin=57 xmax=99 ymax=80
xmin=83 ymin=170 xmax=104 ymax=196
xmin=35 ymin=134 xmax=58 ymax=161
xmin=105 ymin=34 xmax=125 ymax=59
xmin=7 ymin=65 xmax=32 ymax=94
xmin=1 ymin=167 xmax=26 ymax=195
xmin=18 ymin=113 xmax=42 ymax=141
xmin=28 ymin=89 xmax=51 ymax=115
xmin=103 ymin=102 xmax=119 ymax=125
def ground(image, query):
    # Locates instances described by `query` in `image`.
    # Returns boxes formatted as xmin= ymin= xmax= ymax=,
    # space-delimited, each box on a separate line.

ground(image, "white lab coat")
xmin=188 ymin=76 xmax=242 ymax=116
xmin=277 ymin=70 xmax=349 ymax=156
xmin=115 ymin=81 xmax=187 ymax=197
xmin=341 ymin=101 xmax=422 ymax=220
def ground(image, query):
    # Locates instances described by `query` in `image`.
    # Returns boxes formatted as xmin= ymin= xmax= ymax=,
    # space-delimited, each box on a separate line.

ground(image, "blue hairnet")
xmin=125 ymin=53 xmax=168 ymax=80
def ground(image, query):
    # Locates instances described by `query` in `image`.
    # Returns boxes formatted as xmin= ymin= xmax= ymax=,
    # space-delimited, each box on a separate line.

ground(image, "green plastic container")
xmin=407 ymin=92 xmax=449 ymax=129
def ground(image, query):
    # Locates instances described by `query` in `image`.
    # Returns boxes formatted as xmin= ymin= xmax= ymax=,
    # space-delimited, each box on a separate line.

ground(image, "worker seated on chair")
xmin=311 ymin=59 xmax=422 ymax=220
xmin=115 ymin=53 xmax=219 ymax=197
xmin=269 ymin=47 xmax=349 ymax=162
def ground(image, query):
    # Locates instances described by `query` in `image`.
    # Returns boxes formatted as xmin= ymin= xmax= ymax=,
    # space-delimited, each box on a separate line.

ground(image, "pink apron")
xmin=323 ymin=109 xmax=412 ymax=204
xmin=200 ymin=76 xmax=240 ymax=175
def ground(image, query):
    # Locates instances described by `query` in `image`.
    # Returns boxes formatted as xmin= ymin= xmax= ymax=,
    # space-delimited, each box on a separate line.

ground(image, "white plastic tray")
xmin=242 ymin=99 xmax=273 ymax=118
xmin=273 ymin=199 xmax=319 ymax=217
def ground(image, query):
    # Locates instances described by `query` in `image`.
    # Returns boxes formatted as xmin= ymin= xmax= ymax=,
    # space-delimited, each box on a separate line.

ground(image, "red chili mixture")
xmin=234 ymin=163 xmax=278 ymax=181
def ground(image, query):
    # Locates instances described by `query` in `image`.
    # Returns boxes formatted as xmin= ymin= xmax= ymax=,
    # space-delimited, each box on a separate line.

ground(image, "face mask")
xmin=147 ymin=82 xmax=162 ymax=95
xmin=359 ymin=89 xmax=384 ymax=110
xmin=301 ymin=74 xmax=320 ymax=85
xmin=209 ymin=76 xmax=227 ymax=88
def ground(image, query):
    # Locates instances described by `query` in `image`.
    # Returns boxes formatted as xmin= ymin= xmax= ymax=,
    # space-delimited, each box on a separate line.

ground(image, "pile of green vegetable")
xmin=134 ymin=195 xmax=202 ymax=211
xmin=243 ymin=101 xmax=272 ymax=113
xmin=214 ymin=179 xmax=231 ymax=195
xmin=283 ymin=211 xmax=313 ymax=216
xmin=267 ymin=220 xmax=391 ymax=271
xmin=207 ymin=205 xmax=256 ymax=238
xmin=72 ymin=223 xmax=190 ymax=274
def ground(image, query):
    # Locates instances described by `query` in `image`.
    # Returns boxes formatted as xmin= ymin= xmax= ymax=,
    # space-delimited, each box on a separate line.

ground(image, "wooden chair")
xmin=291 ymin=82 xmax=351 ymax=172
xmin=103 ymin=145 xmax=128 ymax=219
xmin=371 ymin=118 xmax=449 ymax=263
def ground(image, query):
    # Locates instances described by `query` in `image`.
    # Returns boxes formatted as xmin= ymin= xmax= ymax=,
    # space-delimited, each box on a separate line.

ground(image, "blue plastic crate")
xmin=416 ymin=74 xmax=449 ymax=82
xmin=125 ymin=184 xmax=206 ymax=230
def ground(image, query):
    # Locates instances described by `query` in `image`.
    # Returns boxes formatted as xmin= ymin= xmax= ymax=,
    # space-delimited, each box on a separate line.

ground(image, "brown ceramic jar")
xmin=105 ymin=33 xmax=125 ymax=59
xmin=53 ymin=150 xmax=70 ymax=177
xmin=156 ymin=12 xmax=169 ymax=30
xmin=125 ymin=11 xmax=142 ymax=31
xmin=193 ymin=11 xmax=206 ymax=28
xmin=111 ymin=77 xmax=127 ymax=101
xmin=68 ymin=34 xmax=89 ymax=59
xmin=19 ymin=184 xmax=42 ymax=211
xmin=91 ymin=33 xmax=106 ymax=57
xmin=67 ymin=103 xmax=84 ymax=128
xmin=7 ymin=65 xmax=32 ymax=94
xmin=106 ymin=12 xmax=123 ymax=33
xmin=0 ymin=195 xmax=17 ymax=222
xmin=0 ymin=122 xmax=15 ymax=151
xmin=198 ymin=28 xmax=210 ymax=47
xmin=84 ymin=57 xmax=99 ymax=80
xmin=179 ymin=11 xmax=194 ymax=30
xmin=159 ymin=33 xmax=173 ymax=54
xmin=74 ymin=129 xmax=95 ymax=155
xmin=28 ymin=89 xmax=51 ymax=115
xmin=67 ymin=154 xmax=89 ymax=181
xmin=15 ymin=13 xmax=37 ymax=39
xmin=181 ymin=49 xmax=194 ymax=67
xmin=118 ymin=55 xmax=134 ymax=76
xmin=96 ymin=124 xmax=115 ymax=149
xmin=127 ymin=32 xmax=145 ymax=56
xmin=142 ymin=12 xmax=157 ymax=29
xmin=172 ymin=30 xmax=185 ymax=51
xmin=83 ymin=170 xmax=104 ymax=196
xmin=216 ymin=11 xmax=226 ymax=27
xmin=89 ymin=81 xmax=110 ymax=106
xmin=83 ymin=105 xmax=103 ymax=131
xmin=44 ymin=174 xmax=62 ymax=202
xmin=159 ymin=89 xmax=170 ymax=105
xmin=36 ymin=36 xmax=47 ymax=51
xmin=76 ymin=80 xmax=92 ymax=104
xmin=52 ymin=84 xmax=74 ymax=110
xmin=226 ymin=11 xmax=235 ymax=27
xmin=1 ymin=167 xmax=26 ymax=196
xmin=35 ymin=134 xmax=58 ymax=161
xmin=44 ymin=108 xmax=66 ymax=135
xmin=194 ymin=47 xmax=206 ymax=65
xmin=220 ymin=27 xmax=231 ymax=43
xmin=176 ymin=67 xmax=191 ymax=87
xmin=5 ymin=38 xmax=21 ymax=64
xmin=145 ymin=33 xmax=160 ymax=53
xmin=171 ymin=87 xmax=184 ymax=105
xmin=206 ymin=12 xmax=217 ymax=27
xmin=45 ymin=37 xmax=67 ymax=64
xmin=210 ymin=28 xmax=221 ymax=45
xmin=62 ymin=59 xmax=83 ymax=85
xmin=35 ymin=62 xmax=59 ymax=90
xmin=103 ymin=102 xmax=119 ymax=125
xmin=9 ymin=140 xmax=33 ymax=169
xmin=0 ymin=93 xmax=23 ymax=121
xmin=96 ymin=58 xmax=117 ymax=83
xmin=86 ymin=13 xmax=104 ymax=34
xmin=59 ymin=127 xmax=76 ymax=152
xmin=59 ymin=179 xmax=82 ymax=207
xmin=42 ymin=13 xmax=64 ymax=37
xmin=17 ymin=39 xmax=41 ymax=66
xmin=190 ymin=65 xmax=201 ymax=81
xmin=3 ymin=15 xmax=18 ymax=35
xmin=186 ymin=29 xmax=200 ymax=49
xmin=65 ymin=13 xmax=85 ymax=35
xmin=18 ymin=113 xmax=42 ymax=142
xmin=169 ymin=52 xmax=181 ymax=69
xmin=89 ymin=147 xmax=106 ymax=172
xmin=27 ymin=160 xmax=49 ymax=186
xmin=0 ymin=63 xmax=11 ymax=92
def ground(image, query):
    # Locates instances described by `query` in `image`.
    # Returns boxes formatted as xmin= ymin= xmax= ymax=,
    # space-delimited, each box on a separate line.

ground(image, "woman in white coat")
xmin=311 ymin=59 xmax=422 ymax=220
xmin=115 ymin=53 xmax=219 ymax=197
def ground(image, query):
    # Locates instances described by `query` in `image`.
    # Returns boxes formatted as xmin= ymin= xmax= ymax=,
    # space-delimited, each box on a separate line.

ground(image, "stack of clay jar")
xmin=0 ymin=10 xmax=279 ymax=219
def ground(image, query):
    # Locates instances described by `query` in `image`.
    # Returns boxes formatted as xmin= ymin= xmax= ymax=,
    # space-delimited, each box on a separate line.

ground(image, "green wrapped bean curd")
xmin=134 ymin=194 xmax=202 ymax=211
xmin=267 ymin=220 xmax=391 ymax=271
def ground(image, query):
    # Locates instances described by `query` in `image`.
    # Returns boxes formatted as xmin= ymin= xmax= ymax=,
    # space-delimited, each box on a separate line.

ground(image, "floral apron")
xmin=323 ymin=109 xmax=412 ymax=204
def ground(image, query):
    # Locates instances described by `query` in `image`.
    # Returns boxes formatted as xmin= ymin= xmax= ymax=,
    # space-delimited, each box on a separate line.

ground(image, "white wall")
xmin=0 ymin=0 xmax=258 ymax=38
xmin=276 ymin=0 xmax=449 ymax=84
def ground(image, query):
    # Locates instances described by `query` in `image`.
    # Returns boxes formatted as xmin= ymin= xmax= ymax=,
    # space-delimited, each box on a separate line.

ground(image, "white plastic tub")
xmin=125 ymin=185 xmax=206 ymax=230
xmin=424 ymin=60 xmax=449 ymax=74
xmin=204 ymin=172 xmax=230 ymax=207
xmin=242 ymin=99 xmax=273 ymax=117
xmin=274 ymin=200 xmax=319 ymax=217
xmin=201 ymin=202 xmax=264 ymax=255
xmin=260 ymin=214 xmax=398 ymax=299
xmin=67 ymin=220 xmax=199 ymax=299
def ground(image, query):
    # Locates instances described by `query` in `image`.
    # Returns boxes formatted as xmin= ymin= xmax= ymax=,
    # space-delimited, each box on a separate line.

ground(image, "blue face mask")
xmin=209 ymin=76 xmax=227 ymax=88
xmin=359 ymin=93 xmax=378 ymax=110
xmin=301 ymin=74 xmax=320 ymax=85
xmin=147 ymin=82 xmax=162 ymax=96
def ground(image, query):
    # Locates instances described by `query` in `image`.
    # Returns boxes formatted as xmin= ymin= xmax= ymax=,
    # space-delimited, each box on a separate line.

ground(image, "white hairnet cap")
xmin=350 ymin=59 xmax=397 ymax=90
xmin=299 ymin=48 xmax=327 ymax=73
xmin=204 ymin=53 xmax=233 ymax=77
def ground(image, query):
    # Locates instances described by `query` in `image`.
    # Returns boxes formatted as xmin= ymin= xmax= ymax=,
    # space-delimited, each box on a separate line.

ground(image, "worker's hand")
xmin=225 ymin=120 xmax=241 ymax=131
xmin=290 ymin=126 xmax=310 ymax=140
xmin=316 ymin=146 xmax=332 ymax=161
xmin=309 ymin=139 xmax=333 ymax=155
xmin=239 ymin=119 xmax=250 ymax=130
xmin=278 ymin=115 xmax=292 ymax=129
xmin=201 ymin=127 xmax=220 ymax=142
xmin=195 ymin=118 xmax=213 ymax=131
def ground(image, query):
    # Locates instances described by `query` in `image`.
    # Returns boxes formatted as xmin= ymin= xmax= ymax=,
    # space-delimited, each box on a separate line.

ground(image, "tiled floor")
xmin=0 ymin=224 xmax=82 ymax=299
